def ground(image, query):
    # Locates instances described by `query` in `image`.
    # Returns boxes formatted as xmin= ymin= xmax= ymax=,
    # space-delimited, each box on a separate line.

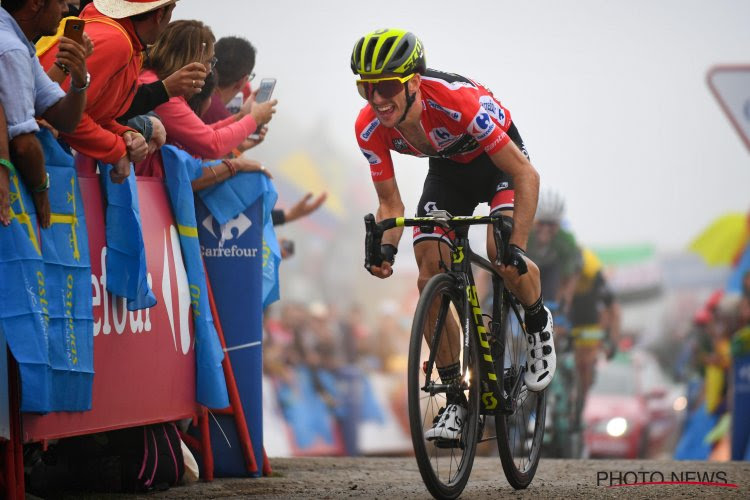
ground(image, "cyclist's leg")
xmin=416 ymin=158 xmax=481 ymax=440
xmin=574 ymin=339 xmax=600 ymax=400
xmin=484 ymin=123 xmax=555 ymax=391
xmin=413 ymin=158 xmax=478 ymax=371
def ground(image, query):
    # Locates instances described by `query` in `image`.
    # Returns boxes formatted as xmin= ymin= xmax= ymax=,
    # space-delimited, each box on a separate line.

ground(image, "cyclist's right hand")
xmin=368 ymin=260 xmax=393 ymax=279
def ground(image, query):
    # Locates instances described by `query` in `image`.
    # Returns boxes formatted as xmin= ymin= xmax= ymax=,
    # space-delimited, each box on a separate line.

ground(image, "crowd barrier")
xmin=23 ymin=175 xmax=198 ymax=441
xmin=1 ymin=170 xmax=269 ymax=496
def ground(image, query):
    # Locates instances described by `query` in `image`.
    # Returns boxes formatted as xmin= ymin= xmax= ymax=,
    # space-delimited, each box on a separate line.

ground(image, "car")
xmin=583 ymin=350 xmax=686 ymax=458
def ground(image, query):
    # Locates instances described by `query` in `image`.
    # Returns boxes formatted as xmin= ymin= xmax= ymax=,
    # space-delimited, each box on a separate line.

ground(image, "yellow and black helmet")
xmin=350 ymin=28 xmax=426 ymax=77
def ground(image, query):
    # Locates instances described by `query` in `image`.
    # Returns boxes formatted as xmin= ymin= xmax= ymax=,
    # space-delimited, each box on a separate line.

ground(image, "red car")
xmin=583 ymin=350 xmax=686 ymax=458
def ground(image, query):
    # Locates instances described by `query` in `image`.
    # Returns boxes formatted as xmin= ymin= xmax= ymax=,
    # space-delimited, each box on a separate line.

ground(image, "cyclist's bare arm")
xmin=487 ymin=142 xmax=541 ymax=304
xmin=488 ymin=142 xmax=540 ymax=249
xmin=371 ymin=177 xmax=405 ymax=279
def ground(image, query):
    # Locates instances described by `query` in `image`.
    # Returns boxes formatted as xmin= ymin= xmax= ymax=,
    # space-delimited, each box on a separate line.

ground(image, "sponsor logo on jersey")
xmin=360 ymin=118 xmax=380 ymax=141
xmin=392 ymin=138 xmax=409 ymax=152
xmin=467 ymin=109 xmax=495 ymax=140
xmin=427 ymin=100 xmax=462 ymax=121
xmin=360 ymin=147 xmax=381 ymax=165
xmin=429 ymin=127 xmax=458 ymax=147
xmin=496 ymin=181 xmax=509 ymax=191
xmin=484 ymin=132 xmax=507 ymax=152
xmin=479 ymin=95 xmax=507 ymax=126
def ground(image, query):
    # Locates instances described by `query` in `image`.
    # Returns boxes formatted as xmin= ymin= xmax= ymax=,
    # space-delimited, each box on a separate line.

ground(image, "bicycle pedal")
xmin=433 ymin=437 xmax=463 ymax=449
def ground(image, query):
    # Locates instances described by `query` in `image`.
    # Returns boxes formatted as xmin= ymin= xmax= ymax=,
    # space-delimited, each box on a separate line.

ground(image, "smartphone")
xmin=249 ymin=78 xmax=276 ymax=139
xmin=254 ymin=78 xmax=276 ymax=103
xmin=63 ymin=19 xmax=85 ymax=45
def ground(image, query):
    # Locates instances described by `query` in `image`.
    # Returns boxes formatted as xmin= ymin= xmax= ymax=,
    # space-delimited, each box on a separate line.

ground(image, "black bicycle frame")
xmin=446 ymin=235 xmax=524 ymax=416
xmin=364 ymin=213 xmax=526 ymax=415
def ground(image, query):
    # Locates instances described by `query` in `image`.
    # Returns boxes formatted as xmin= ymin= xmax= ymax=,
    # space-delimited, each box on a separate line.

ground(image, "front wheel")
xmin=495 ymin=292 xmax=547 ymax=489
xmin=408 ymin=273 xmax=480 ymax=499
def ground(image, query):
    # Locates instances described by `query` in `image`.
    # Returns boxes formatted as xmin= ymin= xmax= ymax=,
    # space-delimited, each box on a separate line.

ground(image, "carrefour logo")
xmin=360 ymin=147 xmax=382 ymax=165
xmin=200 ymin=212 xmax=259 ymax=258
xmin=360 ymin=118 xmax=380 ymax=141
xmin=467 ymin=109 xmax=495 ymax=140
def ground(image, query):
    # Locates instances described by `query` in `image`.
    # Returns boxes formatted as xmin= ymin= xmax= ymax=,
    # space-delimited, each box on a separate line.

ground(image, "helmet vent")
xmin=352 ymin=38 xmax=365 ymax=72
xmin=364 ymin=37 xmax=378 ymax=72
xmin=392 ymin=39 xmax=409 ymax=63
xmin=376 ymin=36 xmax=397 ymax=71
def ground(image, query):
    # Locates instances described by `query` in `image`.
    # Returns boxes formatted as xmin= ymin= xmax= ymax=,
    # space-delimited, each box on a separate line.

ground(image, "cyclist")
xmin=526 ymin=190 xmax=582 ymax=317
xmin=352 ymin=28 xmax=556 ymax=443
xmin=569 ymin=247 xmax=621 ymax=400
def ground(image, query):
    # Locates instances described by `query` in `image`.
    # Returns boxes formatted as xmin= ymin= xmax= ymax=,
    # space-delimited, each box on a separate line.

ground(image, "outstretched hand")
xmin=285 ymin=192 xmax=327 ymax=223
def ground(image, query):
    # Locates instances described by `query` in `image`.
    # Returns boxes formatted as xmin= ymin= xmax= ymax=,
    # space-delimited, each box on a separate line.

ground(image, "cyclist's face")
xmin=366 ymin=74 xmax=419 ymax=128
xmin=534 ymin=220 xmax=559 ymax=245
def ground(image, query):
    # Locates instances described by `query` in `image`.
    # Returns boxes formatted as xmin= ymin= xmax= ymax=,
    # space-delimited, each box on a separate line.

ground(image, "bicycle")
xmin=543 ymin=310 xmax=585 ymax=459
xmin=364 ymin=211 xmax=547 ymax=499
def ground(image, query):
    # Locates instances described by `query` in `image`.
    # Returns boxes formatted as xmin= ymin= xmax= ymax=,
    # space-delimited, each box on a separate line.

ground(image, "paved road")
xmin=67 ymin=457 xmax=749 ymax=499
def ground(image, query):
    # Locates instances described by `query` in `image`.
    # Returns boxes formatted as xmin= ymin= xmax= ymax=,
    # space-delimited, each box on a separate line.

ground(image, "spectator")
xmin=202 ymin=35 xmax=254 ymax=125
xmin=1 ymin=101 xmax=10 ymax=226
xmin=37 ymin=0 xmax=183 ymax=183
xmin=0 ymin=0 xmax=88 ymax=226
xmin=136 ymin=19 xmax=276 ymax=183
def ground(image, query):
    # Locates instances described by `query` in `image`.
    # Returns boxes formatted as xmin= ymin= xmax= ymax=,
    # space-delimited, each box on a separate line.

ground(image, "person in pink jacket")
xmin=136 ymin=19 xmax=276 ymax=179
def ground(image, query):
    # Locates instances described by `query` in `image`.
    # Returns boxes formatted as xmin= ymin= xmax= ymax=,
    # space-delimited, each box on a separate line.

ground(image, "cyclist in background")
xmin=569 ymin=247 xmax=621 ymax=400
xmin=352 ymin=28 xmax=556 ymax=443
xmin=526 ymin=190 xmax=581 ymax=320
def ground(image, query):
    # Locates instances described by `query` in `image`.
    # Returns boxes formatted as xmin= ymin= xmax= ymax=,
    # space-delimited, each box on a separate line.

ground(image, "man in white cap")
xmin=38 ymin=0 xmax=199 ymax=183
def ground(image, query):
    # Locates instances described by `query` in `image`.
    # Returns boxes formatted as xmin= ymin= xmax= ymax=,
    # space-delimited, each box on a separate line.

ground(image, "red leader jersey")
xmin=354 ymin=69 xmax=513 ymax=181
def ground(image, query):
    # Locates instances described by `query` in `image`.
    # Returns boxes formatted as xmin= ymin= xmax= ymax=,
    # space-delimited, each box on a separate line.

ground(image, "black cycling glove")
xmin=502 ymin=244 xmax=528 ymax=275
xmin=380 ymin=244 xmax=397 ymax=265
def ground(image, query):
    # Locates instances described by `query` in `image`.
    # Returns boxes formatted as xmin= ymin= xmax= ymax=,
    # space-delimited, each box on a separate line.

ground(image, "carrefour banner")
xmin=0 ymin=129 xmax=93 ymax=412
xmin=197 ymin=171 xmax=280 ymax=310
xmin=195 ymin=170 xmax=277 ymax=476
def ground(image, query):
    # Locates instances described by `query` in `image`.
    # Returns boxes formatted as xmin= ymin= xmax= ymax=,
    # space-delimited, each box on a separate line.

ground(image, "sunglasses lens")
xmin=356 ymin=78 xmax=406 ymax=100
xmin=375 ymin=79 xmax=403 ymax=98
xmin=356 ymin=81 xmax=370 ymax=99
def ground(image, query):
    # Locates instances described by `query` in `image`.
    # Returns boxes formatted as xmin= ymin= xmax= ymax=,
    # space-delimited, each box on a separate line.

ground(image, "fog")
xmin=176 ymin=0 xmax=750 ymax=252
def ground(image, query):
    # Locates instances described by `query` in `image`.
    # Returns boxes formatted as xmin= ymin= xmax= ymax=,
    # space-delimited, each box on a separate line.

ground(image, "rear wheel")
xmin=495 ymin=291 xmax=547 ymax=489
xmin=408 ymin=273 xmax=480 ymax=499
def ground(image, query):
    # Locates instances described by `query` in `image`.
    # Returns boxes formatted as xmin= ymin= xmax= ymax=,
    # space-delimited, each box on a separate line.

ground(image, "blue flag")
xmin=197 ymin=166 xmax=281 ymax=309
xmin=0 ymin=129 xmax=94 ymax=412
xmin=38 ymin=130 xmax=94 ymax=410
xmin=99 ymin=163 xmax=156 ymax=311
xmin=161 ymin=146 xmax=229 ymax=409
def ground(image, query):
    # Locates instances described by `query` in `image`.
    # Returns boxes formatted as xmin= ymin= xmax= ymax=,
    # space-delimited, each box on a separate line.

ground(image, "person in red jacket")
xmin=38 ymin=0 xmax=181 ymax=183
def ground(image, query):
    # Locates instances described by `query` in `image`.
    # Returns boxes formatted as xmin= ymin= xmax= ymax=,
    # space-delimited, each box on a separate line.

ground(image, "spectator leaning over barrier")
xmin=37 ymin=0 xmax=181 ymax=184
xmin=136 ymin=20 xmax=276 ymax=181
xmin=202 ymin=36 xmax=254 ymax=125
xmin=0 ymin=0 xmax=88 ymax=227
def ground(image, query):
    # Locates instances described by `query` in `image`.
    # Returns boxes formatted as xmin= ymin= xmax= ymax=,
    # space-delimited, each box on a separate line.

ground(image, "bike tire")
xmin=408 ymin=273 xmax=481 ymax=500
xmin=495 ymin=292 xmax=547 ymax=489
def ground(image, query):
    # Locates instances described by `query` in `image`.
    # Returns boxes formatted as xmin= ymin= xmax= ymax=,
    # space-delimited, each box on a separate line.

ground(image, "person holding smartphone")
xmin=0 ymin=0 xmax=88 ymax=224
xmin=135 ymin=20 xmax=276 ymax=180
